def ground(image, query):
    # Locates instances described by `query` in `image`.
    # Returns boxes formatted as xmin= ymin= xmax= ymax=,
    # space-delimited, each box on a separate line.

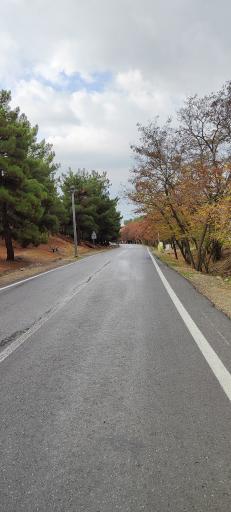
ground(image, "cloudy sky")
xmin=1 ymin=0 xmax=231 ymax=218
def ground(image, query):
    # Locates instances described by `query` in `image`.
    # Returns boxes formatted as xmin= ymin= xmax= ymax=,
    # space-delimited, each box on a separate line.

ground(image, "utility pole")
xmin=70 ymin=186 xmax=78 ymax=257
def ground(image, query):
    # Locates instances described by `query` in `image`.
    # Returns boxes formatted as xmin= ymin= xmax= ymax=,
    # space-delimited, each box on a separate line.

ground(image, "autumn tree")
xmin=130 ymin=119 xmax=196 ymax=265
xmin=120 ymin=217 xmax=157 ymax=244
xmin=178 ymin=85 xmax=231 ymax=268
xmin=129 ymin=82 xmax=231 ymax=272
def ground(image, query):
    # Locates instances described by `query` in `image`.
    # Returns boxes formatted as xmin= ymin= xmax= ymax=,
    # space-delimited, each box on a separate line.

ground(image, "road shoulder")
xmin=152 ymin=248 xmax=231 ymax=319
xmin=0 ymin=248 xmax=112 ymax=290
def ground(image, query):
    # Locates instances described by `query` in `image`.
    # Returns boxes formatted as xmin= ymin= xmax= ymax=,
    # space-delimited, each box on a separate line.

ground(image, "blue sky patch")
xmin=36 ymin=71 xmax=112 ymax=93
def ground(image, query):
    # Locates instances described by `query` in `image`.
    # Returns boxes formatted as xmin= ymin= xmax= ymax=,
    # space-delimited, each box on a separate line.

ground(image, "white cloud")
xmin=12 ymin=72 xmax=175 ymax=184
xmin=2 ymin=0 xmax=231 ymax=217
xmin=12 ymin=80 xmax=79 ymax=132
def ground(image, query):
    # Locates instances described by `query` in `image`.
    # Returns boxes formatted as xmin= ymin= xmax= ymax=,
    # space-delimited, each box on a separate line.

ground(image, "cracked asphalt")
xmin=0 ymin=245 xmax=230 ymax=511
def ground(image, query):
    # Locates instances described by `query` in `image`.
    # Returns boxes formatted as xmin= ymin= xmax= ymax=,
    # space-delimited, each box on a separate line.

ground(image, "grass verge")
xmin=0 ymin=236 xmax=112 ymax=288
xmin=152 ymin=248 xmax=231 ymax=319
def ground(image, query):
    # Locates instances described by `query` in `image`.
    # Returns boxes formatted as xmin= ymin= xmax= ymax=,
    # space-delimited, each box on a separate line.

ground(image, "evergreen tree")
xmin=0 ymin=90 xmax=61 ymax=260
xmin=61 ymin=169 xmax=121 ymax=243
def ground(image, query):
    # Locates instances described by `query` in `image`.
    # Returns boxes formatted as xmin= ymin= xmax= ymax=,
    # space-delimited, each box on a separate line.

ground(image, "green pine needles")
xmin=0 ymin=90 xmax=121 ymax=261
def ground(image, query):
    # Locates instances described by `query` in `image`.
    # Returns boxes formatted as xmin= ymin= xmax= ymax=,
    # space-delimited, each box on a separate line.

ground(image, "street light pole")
xmin=70 ymin=186 xmax=78 ymax=257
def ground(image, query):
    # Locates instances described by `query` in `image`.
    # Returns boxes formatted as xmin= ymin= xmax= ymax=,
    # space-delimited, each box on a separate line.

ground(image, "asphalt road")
xmin=0 ymin=245 xmax=230 ymax=511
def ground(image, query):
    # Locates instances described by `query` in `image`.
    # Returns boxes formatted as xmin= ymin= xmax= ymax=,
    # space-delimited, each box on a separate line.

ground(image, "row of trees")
xmin=120 ymin=217 xmax=154 ymax=244
xmin=60 ymin=169 xmax=121 ymax=243
xmin=129 ymin=82 xmax=231 ymax=272
xmin=0 ymin=91 xmax=121 ymax=261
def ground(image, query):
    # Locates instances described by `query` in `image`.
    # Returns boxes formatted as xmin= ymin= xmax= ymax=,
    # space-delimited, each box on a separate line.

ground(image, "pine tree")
xmin=0 ymin=90 xmax=61 ymax=260
xmin=61 ymin=169 xmax=121 ymax=243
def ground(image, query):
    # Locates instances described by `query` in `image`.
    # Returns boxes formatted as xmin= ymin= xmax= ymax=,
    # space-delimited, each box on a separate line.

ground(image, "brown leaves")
xmin=129 ymin=83 xmax=231 ymax=271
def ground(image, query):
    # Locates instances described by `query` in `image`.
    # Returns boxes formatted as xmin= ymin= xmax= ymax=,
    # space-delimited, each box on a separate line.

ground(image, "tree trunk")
xmin=182 ymin=241 xmax=191 ymax=264
xmin=171 ymin=238 xmax=178 ymax=259
xmin=196 ymin=222 xmax=208 ymax=271
xmin=178 ymin=239 xmax=195 ymax=267
xmin=167 ymin=203 xmax=195 ymax=268
xmin=211 ymin=239 xmax=222 ymax=262
xmin=184 ymin=239 xmax=196 ymax=268
xmin=176 ymin=240 xmax=187 ymax=261
xmin=2 ymin=204 xmax=14 ymax=261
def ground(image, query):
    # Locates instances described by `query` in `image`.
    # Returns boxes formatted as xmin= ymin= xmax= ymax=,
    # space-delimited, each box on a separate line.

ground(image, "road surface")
xmin=0 ymin=245 xmax=230 ymax=511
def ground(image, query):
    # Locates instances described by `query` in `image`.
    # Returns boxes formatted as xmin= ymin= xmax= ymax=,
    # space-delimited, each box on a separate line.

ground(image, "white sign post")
xmin=91 ymin=231 xmax=97 ymax=245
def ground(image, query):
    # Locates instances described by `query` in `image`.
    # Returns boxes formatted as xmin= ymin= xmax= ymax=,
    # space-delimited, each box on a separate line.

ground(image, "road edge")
xmin=148 ymin=248 xmax=231 ymax=402
xmin=0 ymin=247 xmax=115 ymax=292
xmin=151 ymin=248 xmax=231 ymax=320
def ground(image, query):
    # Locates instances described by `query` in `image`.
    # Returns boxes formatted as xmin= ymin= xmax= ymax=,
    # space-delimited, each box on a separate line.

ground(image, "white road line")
xmin=148 ymin=248 xmax=231 ymax=402
xmin=0 ymin=261 xmax=109 ymax=364
xmin=201 ymin=312 xmax=230 ymax=346
xmin=0 ymin=285 xmax=84 ymax=364
xmin=0 ymin=249 xmax=112 ymax=293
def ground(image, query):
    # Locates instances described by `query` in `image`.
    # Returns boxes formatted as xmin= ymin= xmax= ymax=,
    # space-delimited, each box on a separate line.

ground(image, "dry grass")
xmin=0 ymin=236 xmax=108 ymax=287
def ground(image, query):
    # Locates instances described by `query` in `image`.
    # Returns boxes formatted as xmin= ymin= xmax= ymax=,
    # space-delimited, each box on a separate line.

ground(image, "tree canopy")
xmin=0 ymin=90 xmax=121 ymax=260
xmin=120 ymin=217 xmax=155 ymax=244
xmin=60 ymin=169 xmax=121 ymax=243
xmin=0 ymin=90 xmax=63 ymax=260
xmin=129 ymin=81 xmax=231 ymax=272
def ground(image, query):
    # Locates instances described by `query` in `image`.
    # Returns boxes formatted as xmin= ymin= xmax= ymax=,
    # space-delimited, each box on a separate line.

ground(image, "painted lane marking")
xmin=148 ymin=248 xmax=231 ymax=402
xmin=0 ymin=249 xmax=115 ymax=293
xmin=201 ymin=312 xmax=230 ymax=346
xmin=0 ymin=261 xmax=110 ymax=364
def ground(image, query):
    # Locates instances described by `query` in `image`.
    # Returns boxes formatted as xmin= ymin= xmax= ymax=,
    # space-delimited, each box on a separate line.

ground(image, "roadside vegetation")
xmin=120 ymin=217 xmax=155 ymax=244
xmin=0 ymin=234 xmax=111 ymax=287
xmin=128 ymin=81 xmax=231 ymax=275
xmin=60 ymin=169 xmax=121 ymax=244
xmin=0 ymin=90 xmax=121 ymax=262
xmin=152 ymin=247 xmax=231 ymax=319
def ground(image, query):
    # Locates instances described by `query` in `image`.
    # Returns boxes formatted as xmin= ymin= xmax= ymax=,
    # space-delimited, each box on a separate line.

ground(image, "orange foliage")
xmin=120 ymin=217 xmax=157 ymax=243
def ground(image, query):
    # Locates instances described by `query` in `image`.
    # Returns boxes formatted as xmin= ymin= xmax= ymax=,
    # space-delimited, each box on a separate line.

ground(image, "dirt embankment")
xmin=0 ymin=236 xmax=108 ymax=287
xmin=153 ymin=248 xmax=231 ymax=319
